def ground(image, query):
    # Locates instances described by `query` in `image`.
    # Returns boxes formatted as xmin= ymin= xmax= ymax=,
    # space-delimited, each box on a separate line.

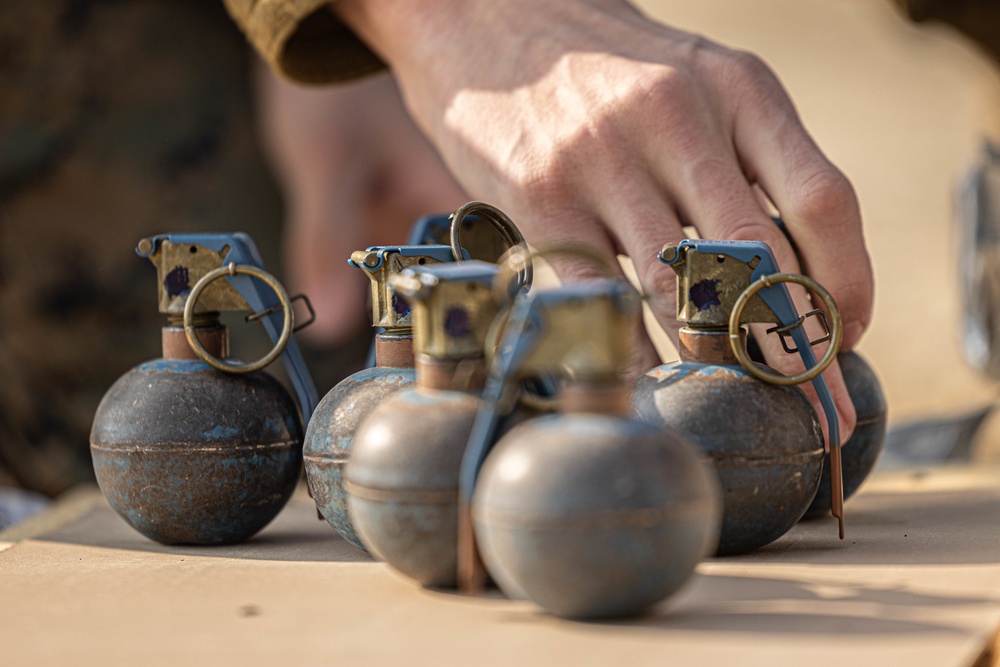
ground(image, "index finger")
xmin=734 ymin=97 xmax=873 ymax=350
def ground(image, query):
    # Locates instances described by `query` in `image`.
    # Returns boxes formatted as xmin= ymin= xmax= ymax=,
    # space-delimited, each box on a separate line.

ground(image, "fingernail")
xmin=843 ymin=322 xmax=865 ymax=348
xmin=839 ymin=413 xmax=853 ymax=446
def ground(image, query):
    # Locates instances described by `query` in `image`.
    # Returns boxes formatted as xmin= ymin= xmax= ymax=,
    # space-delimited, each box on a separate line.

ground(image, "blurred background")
xmin=1 ymin=0 xmax=998 ymax=519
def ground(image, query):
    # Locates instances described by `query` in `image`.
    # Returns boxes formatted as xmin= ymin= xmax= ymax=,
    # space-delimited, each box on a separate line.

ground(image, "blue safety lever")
xmin=137 ymin=232 xmax=319 ymax=424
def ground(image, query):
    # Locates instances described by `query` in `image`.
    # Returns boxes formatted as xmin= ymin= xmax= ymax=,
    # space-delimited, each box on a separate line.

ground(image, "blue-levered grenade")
xmin=303 ymin=243 xmax=457 ymax=550
xmin=346 ymin=259 xmax=519 ymax=587
xmin=632 ymin=239 xmax=845 ymax=555
xmin=90 ymin=234 xmax=318 ymax=545
xmin=303 ymin=203 xmax=530 ymax=550
xmin=803 ymin=351 xmax=886 ymax=518
xmin=462 ymin=270 xmax=721 ymax=619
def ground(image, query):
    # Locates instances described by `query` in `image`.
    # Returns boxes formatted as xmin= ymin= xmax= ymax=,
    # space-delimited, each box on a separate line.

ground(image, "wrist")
xmin=334 ymin=0 xmax=636 ymax=72
xmin=333 ymin=0 xmax=461 ymax=70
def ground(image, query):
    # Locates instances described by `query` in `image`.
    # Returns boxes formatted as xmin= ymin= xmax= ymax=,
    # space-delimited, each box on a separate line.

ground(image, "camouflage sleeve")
xmin=222 ymin=0 xmax=386 ymax=84
xmin=893 ymin=0 xmax=1000 ymax=63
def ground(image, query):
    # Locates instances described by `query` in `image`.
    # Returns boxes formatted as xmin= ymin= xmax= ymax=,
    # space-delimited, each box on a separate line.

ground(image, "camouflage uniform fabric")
xmin=894 ymin=0 xmax=1000 ymax=62
xmin=0 ymin=1 xmax=366 ymax=496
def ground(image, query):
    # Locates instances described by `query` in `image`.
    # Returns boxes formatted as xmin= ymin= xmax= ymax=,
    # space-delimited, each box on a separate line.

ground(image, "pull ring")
xmin=450 ymin=201 xmax=533 ymax=290
xmin=488 ymin=243 xmax=619 ymax=412
xmin=728 ymin=272 xmax=843 ymax=385
xmin=487 ymin=243 xmax=619 ymax=360
xmin=184 ymin=262 xmax=294 ymax=373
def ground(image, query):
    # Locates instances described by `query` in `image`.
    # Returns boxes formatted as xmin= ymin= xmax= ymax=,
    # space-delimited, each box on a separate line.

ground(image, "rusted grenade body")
xmin=633 ymin=332 xmax=823 ymax=555
xmin=91 ymin=234 xmax=317 ymax=545
xmin=634 ymin=239 xmax=845 ymax=555
xmin=469 ymin=279 xmax=721 ymax=619
xmin=347 ymin=261 xmax=503 ymax=587
xmin=804 ymin=351 xmax=886 ymax=518
xmin=303 ymin=245 xmax=456 ymax=550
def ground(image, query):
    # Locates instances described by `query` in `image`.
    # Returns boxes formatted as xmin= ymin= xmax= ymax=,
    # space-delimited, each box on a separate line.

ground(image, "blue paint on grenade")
xmin=90 ymin=233 xmax=317 ymax=545
xmin=632 ymin=239 xmax=845 ymax=555
xmin=346 ymin=259 xmax=513 ymax=588
xmin=803 ymin=351 xmax=886 ymax=518
xmin=461 ymin=274 xmax=721 ymax=618
xmin=303 ymin=243 xmax=458 ymax=551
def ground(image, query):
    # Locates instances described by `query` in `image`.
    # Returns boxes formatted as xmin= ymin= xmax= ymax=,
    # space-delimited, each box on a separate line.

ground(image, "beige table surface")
xmin=4 ymin=467 xmax=1000 ymax=667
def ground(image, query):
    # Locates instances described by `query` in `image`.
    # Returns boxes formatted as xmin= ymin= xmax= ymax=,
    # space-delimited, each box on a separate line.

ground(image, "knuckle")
xmin=724 ymin=49 xmax=773 ymax=85
xmin=633 ymin=65 xmax=699 ymax=122
xmin=788 ymin=167 xmax=858 ymax=229
xmin=639 ymin=264 xmax=678 ymax=311
xmin=640 ymin=64 xmax=693 ymax=102
xmin=712 ymin=48 xmax=792 ymax=115
xmin=707 ymin=47 xmax=775 ymax=92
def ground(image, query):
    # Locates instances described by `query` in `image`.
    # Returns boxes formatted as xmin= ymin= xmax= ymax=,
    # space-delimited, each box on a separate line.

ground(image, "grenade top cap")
xmin=350 ymin=245 xmax=458 ymax=331
xmin=389 ymin=260 xmax=500 ymax=360
xmin=514 ymin=278 xmax=640 ymax=382
xmin=662 ymin=242 xmax=779 ymax=328
xmin=139 ymin=237 xmax=249 ymax=316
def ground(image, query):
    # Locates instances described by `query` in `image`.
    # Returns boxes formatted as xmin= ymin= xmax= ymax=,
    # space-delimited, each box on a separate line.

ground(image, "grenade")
xmin=465 ymin=276 xmax=722 ymax=619
xmin=303 ymin=244 xmax=457 ymax=550
xmin=90 ymin=234 xmax=318 ymax=545
xmin=632 ymin=239 xmax=845 ymax=556
xmin=803 ymin=351 xmax=886 ymax=518
xmin=346 ymin=260 xmax=504 ymax=587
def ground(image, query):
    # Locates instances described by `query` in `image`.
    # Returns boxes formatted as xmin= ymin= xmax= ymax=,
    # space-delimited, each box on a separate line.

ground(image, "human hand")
xmin=335 ymin=0 xmax=873 ymax=443
xmin=256 ymin=64 xmax=467 ymax=345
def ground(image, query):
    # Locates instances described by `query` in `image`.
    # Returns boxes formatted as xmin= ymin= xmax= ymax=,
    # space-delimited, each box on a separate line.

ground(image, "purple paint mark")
xmin=165 ymin=265 xmax=190 ymax=297
xmin=392 ymin=294 xmax=411 ymax=317
xmin=690 ymin=279 xmax=721 ymax=311
xmin=444 ymin=306 xmax=471 ymax=338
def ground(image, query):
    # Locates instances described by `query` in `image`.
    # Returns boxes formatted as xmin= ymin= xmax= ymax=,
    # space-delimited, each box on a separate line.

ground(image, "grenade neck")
xmin=677 ymin=326 xmax=744 ymax=364
xmin=560 ymin=379 xmax=629 ymax=416
xmin=162 ymin=315 xmax=228 ymax=361
xmin=375 ymin=330 xmax=415 ymax=368
xmin=415 ymin=355 xmax=486 ymax=392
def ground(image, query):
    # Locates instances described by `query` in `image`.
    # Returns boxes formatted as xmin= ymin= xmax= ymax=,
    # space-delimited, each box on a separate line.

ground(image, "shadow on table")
xmin=28 ymin=469 xmax=1000 ymax=567
xmin=34 ymin=494 xmax=372 ymax=563
xmin=730 ymin=491 xmax=1000 ymax=566
xmin=565 ymin=572 xmax=996 ymax=635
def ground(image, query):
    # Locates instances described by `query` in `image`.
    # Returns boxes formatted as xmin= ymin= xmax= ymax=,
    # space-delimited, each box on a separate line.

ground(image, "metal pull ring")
xmin=488 ymin=244 xmax=620 ymax=412
xmin=493 ymin=242 xmax=618 ymax=304
xmin=488 ymin=242 xmax=619 ymax=359
xmin=728 ymin=272 xmax=843 ymax=386
xmin=184 ymin=262 xmax=294 ymax=373
xmin=450 ymin=201 xmax=533 ymax=290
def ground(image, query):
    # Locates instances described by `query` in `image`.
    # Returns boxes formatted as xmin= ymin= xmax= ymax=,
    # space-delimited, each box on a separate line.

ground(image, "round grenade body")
xmin=804 ymin=351 xmax=886 ymax=518
xmin=346 ymin=387 xmax=481 ymax=587
xmin=633 ymin=361 xmax=824 ymax=556
xmin=304 ymin=366 xmax=415 ymax=549
xmin=474 ymin=414 xmax=721 ymax=619
xmin=91 ymin=359 xmax=303 ymax=545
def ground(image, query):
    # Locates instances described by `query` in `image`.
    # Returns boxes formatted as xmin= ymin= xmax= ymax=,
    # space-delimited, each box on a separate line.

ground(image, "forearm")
xmin=333 ymin=0 xmax=644 ymax=86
